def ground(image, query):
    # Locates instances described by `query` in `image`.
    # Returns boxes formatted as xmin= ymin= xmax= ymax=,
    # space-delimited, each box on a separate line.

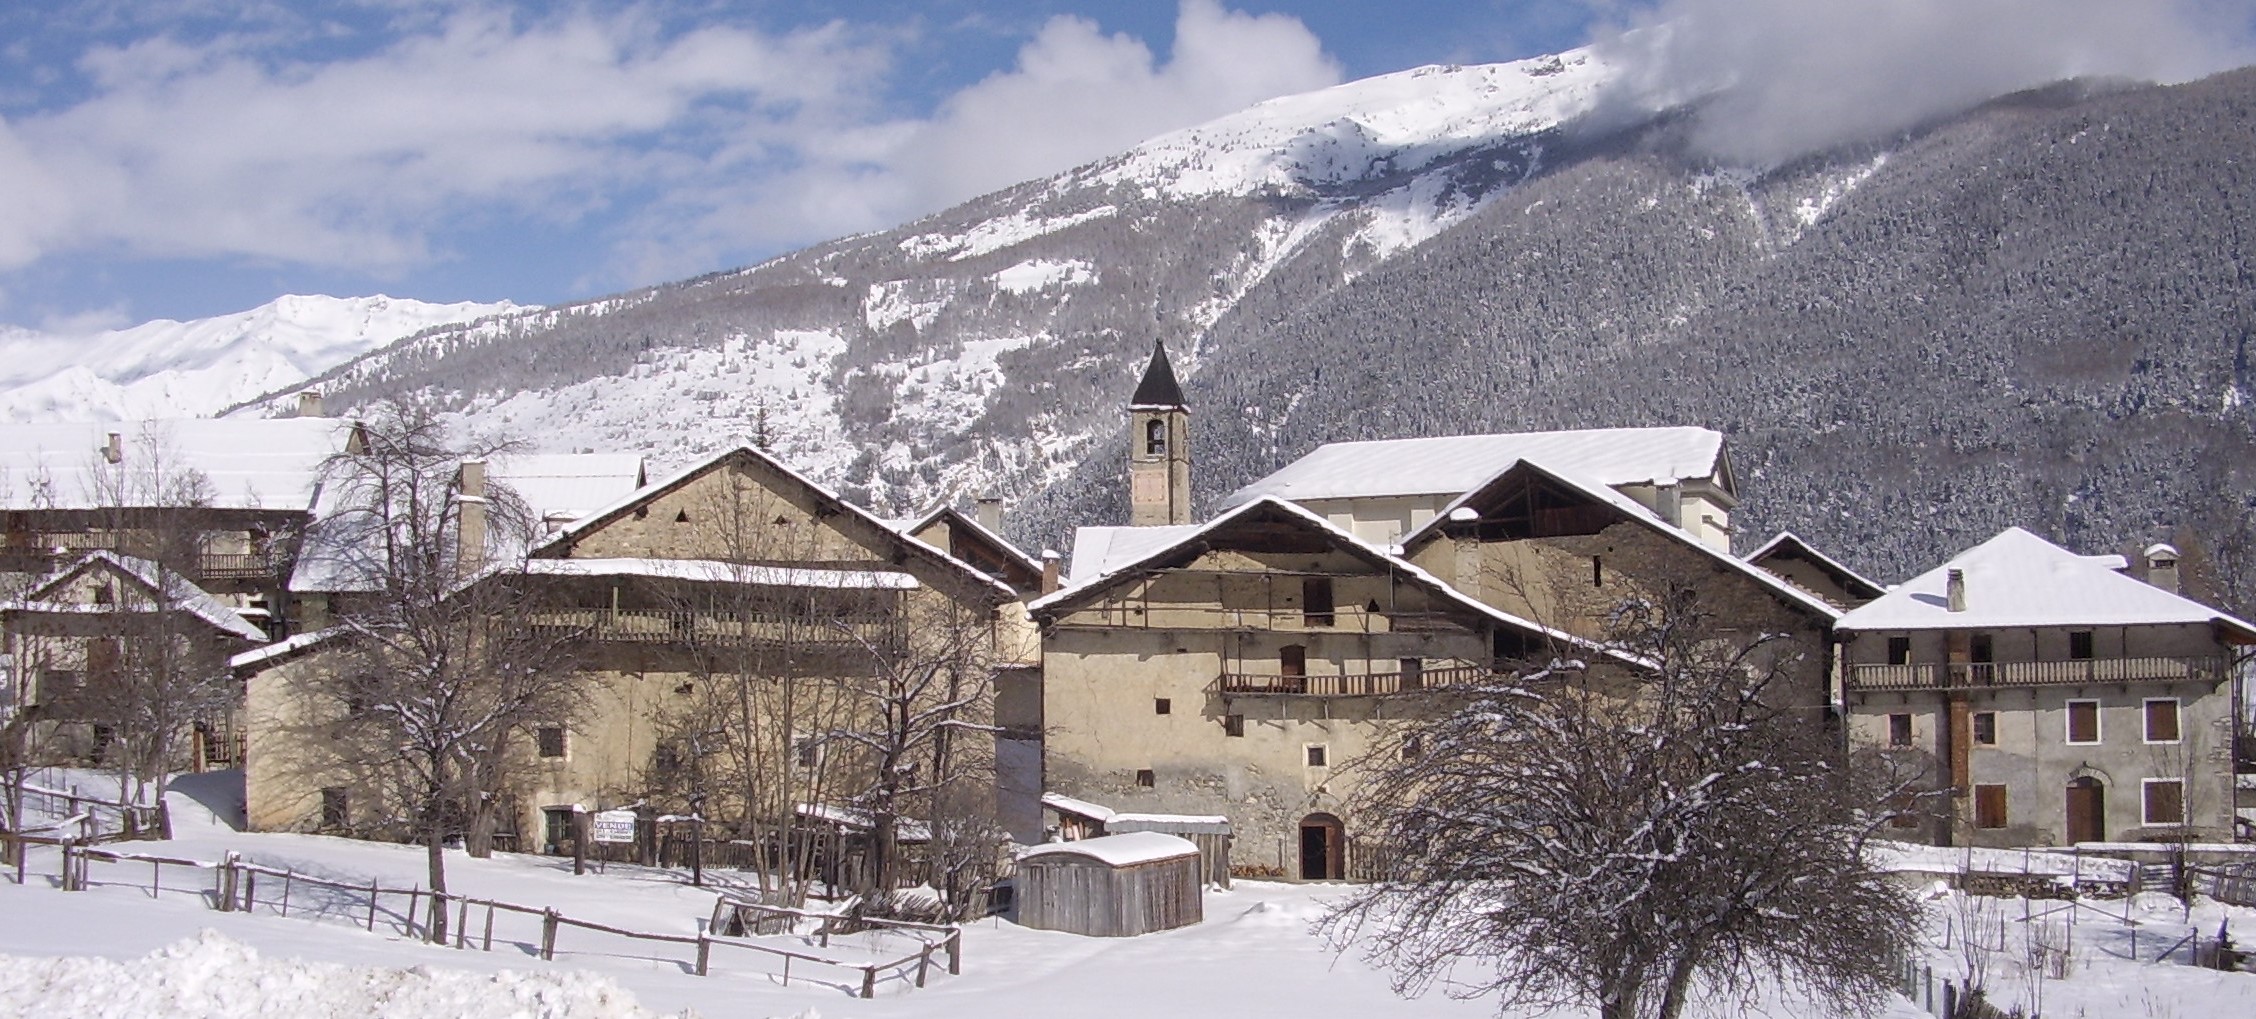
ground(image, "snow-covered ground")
xmin=1 ymin=775 xmax=2247 ymax=1018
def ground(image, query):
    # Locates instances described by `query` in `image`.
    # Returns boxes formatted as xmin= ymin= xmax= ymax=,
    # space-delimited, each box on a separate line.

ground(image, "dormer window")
xmin=1145 ymin=418 xmax=1167 ymax=456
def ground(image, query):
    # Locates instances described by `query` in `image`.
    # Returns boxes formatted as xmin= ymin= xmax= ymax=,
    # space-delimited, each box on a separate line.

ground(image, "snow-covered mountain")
xmin=0 ymin=294 xmax=519 ymax=422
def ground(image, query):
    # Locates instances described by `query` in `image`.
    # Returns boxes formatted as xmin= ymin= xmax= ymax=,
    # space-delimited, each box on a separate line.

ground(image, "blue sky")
xmin=0 ymin=1 xmax=1605 ymax=330
xmin=1 ymin=1 xmax=2250 ymax=332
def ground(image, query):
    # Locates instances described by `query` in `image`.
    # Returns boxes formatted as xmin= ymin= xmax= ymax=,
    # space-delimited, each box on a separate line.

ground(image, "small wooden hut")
xmin=1016 ymin=832 xmax=1204 ymax=937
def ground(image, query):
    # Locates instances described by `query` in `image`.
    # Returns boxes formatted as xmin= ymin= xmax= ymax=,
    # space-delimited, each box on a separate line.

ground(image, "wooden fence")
xmin=0 ymin=831 xmax=963 ymax=999
xmin=7 ymin=780 xmax=166 ymax=842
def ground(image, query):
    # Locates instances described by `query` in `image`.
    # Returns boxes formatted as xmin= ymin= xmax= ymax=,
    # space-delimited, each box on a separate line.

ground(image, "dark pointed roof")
xmin=1130 ymin=340 xmax=1187 ymax=409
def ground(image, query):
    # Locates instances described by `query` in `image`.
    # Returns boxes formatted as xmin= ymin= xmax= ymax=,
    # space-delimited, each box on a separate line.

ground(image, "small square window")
xmin=1134 ymin=769 xmax=1155 ymax=788
xmin=2143 ymin=779 xmax=2185 ymax=826
xmin=1154 ymin=697 xmax=1171 ymax=715
xmin=793 ymin=736 xmax=820 ymax=769
xmin=1888 ymin=713 xmax=1912 ymax=748
xmin=536 ymin=726 xmax=568 ymax=758
xmin=1305 ymin=744 xmax=1329 ymax=768
xmin=1974 ymin=784 xmax=2007 ymax=829
xmin=1223 ymin=714 xmax=1244 ymax=737
xmin=2144 ymin=699 xmax=2180 ymax=744
xmin=320 ymin=787 xmax=349 ymax=829
xmin=1401 ymin=735 xmax=1423 ymax=761
xmin=2068 ymin=630 xmax=2095 ymax=660
xmin=1972 ymin=712 xmax=1997 ymax=746
xmin=2066 ymin=700 xmax=2100 ymax=745
xmin=1970 ymin=633 xmax=1994 ymax=664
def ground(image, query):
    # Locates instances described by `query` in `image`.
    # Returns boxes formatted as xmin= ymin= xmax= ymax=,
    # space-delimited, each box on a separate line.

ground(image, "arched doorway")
xmin=2065 ymin=777 xmax=2106 ymax=844
xmin=1298 ymin=812 xmax=1345 ymax=881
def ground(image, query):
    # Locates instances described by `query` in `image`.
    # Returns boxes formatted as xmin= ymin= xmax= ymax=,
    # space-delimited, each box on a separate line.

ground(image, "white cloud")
xmin=0 ymin=2 xmax=1340 ymax=294
xmin=1597 ymin=0 xmax=2256 ymax=166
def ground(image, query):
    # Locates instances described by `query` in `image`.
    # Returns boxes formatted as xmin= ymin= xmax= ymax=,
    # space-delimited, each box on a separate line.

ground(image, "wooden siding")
xmin=1017 ymin=854 xmax=1203 ymax=937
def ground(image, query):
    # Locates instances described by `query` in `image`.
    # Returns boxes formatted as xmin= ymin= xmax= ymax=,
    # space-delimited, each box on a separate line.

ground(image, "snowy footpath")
xmin=0 ymin=775 xmax=2245 ymax=1017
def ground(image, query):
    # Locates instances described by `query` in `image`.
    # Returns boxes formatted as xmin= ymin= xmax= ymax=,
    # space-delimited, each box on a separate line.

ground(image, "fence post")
xmin=947 ymin=929 xmax=961 ymax=975
xmin=483 ymin=903 xmax=495 ymax=952
xmin=861 ymin=964 xmax=876 ymax=999
xmin=218 ymin=852 xmax=238 ymax=912
xmin=541 ymin=909 xmax=559 ymax=961
xmin=280 ymin=871 xmax=293 ymax=917
xmin=454 ymin=896 xmax=469 ymax=949
xmin=916 ymin=944 xmax=931 ymax=988
xmin=694 ymin=932 xmax=711 ymax=977
xmin=58 ymin=843 xmax=74 ymax=892
xmin=242 ymin=868 xmax=257 ymax=913
xmin=367 ymin=881 xmax=380 ymax=931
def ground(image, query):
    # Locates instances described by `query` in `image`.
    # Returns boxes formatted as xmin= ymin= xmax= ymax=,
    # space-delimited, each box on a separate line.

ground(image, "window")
xmin=1302 ymin=577 xmax=1335 ymax=627
xmin=1972 ymin=711 xmax=1997 ymax=746
xmin=543 ymin=807 xmax=575 ymax=852
xmin=536 ymin=726 xmax=568 ymax=758
xmin=1224 ymin=714 xmax=1244 ymax=737
xmin=2068 ymin=630 xmax=2095 ymax=660
xmin=1400 ymin=658 xmax=1424 ymax=691
xmin=2144 ymin=698 xmax=2181 ymax=744
xmin=1305 ymin=744 xmax=1329 ymax=768
xmin=1888 ymin=794 xmax=1921 ymax=829
xmin=2066 ymin=700 xmax=2100 ymax=744
xmin=1974 ymin=784 xmax=2007 ymax=829
xmin=1280 ymin=644 xmax=1306 ymax=678
xmin=1145 ymin=418 xmax=1167 ymax=456
xmin=1888 ymin=713 xmax=1913 ymax=748
xmin=1402 ymin=735 xmax=1424 ymax=760
xmin=320 ymin=787 xmax=350 ymax=829
xmin=1969 ymin=633 xmax=1994 ymax=664
xmin=673 ymin=508 xmax=691 ymax=523
xmin=1154 ymin=697 xmax=1172 ymax=715
xmin=2143 ymin=779 xmax=2185 ymax=825
xmin=794 ymin=736 xmax=820 ymax=769
xmin=1135 ymin=768 xmax=1155 ymax=788
xmin=1591 ymin=555 xmax=1604 ymax=588
xmin=1885 ymin=636 xmax=1911 ymax=666
xmin=91 ymin=583 xmax=113 ymax=606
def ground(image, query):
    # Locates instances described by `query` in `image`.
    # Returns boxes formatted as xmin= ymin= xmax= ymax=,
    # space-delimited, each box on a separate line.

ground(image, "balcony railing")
xmin=1216 ymin=664 xmax=1498 ymax=697
xmin=1847 ymin=656 xmax=2230 ymax=691
xmin=526 ymin=608 xmax=898 ymax=649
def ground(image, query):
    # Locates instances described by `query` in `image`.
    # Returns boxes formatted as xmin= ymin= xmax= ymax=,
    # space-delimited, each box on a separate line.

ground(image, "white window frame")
xmin=2064 ymin=698 xmax=2102 ymax=745
xmin=1972 ymin=711 xmax=1998 ymax=746
xmin=1304 ymin=743 xmax=1330 ymax=769
xmin=2141 ymin=777 xmax=2186 ymax=826
xmin=2141 ymin=697 xmax=2182 ymax=745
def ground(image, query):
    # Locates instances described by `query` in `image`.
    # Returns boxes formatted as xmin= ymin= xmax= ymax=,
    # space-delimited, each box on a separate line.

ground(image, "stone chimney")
xmin=1946 ymin=568 xmax=1966 ymax=612
xmin=1041 ymin=549 xmax=1061 ymax=595
xmin=975 ymin=495 xmax=1003 ymax=533
xmin=101 ymin=432 xmax=122 ymax=465
xmin=2144 ymin=543 xmax=2180 ymax=595
xmin=457 ymin=459 xmax=488 ymax=578
xmin=296 ymin=390 xmax=325 ymax=418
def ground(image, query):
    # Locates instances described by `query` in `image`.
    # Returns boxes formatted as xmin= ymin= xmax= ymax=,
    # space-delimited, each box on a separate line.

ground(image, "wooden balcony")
xmin=526 ymin=608 xmax=898 ymax=650
xmin=1846 ymin=656 xmax=2230 ymax=692
xmin=1216 ymin=664 xmax=1497 ymax=697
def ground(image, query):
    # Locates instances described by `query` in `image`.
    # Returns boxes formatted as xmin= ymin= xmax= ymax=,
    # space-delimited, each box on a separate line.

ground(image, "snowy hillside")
xmin=0 ymin=294 xmax=518 ymax=422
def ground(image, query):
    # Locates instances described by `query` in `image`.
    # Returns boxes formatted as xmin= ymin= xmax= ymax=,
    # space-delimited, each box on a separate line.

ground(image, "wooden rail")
xmin=1 ymin=832 xmax=962 ymax=999
xmin=524 ymin=608 xmax=898 ymax=650
xmin=1215 ymin=664 xmax=1495 ymax=697
xmin=1847 ymin=656 xmax=2229 ymax=691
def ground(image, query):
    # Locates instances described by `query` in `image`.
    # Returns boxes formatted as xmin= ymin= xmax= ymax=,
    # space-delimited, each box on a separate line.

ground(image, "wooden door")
xmin=1299 ymin=813 xmax=1343 ymax=881
xmin=2065 ymin=778 xmax=2105 ymax=843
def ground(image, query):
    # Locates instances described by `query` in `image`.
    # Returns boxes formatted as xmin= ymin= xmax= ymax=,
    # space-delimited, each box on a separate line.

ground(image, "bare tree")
xmin=306 ymin=403 xmax=584 ymax=940
xmin=1323 ymin=587 xmax=1923 ymax=1019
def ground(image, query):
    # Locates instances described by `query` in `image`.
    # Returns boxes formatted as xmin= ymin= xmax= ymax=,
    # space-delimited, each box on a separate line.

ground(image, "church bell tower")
xmin=1128 ymin=340 xmax=1191 ymax=526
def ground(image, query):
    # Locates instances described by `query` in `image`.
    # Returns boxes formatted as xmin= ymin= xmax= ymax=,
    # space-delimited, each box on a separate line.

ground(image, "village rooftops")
xmin=518 ymin=557 xmax=920 ymax=590
xmin=1018 ymin=831 xmax=1201 ymax=866
xmin=1744 ymin=530 xmax=1888 ymax=603
xmin=1219 ymin=426 xmax=1727 ymax=508
xmin=6 ymin=550 xmax=268 ymax=642
xmin=0 ymin=417 xmax=360 ymax=512
xmin=1836 ymin=527 xmax=2256 ymax=637
xmin=485 ymin=453 xmax=647 ymax=522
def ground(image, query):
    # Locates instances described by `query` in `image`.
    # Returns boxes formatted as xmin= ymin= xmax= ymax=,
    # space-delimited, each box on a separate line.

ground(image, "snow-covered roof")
xmin=794 ymin=803 xmax=931 ymax=842
xmin=1041 ymin=792 xmax=1117 ymax=823
xmin=895 ymin=505 xmax=1041 ymax=577
xmin=230 ymin=627 xmax=343 ymax=672
xmin=1836 ymin=527 xmax=2256 ymax=637
xmin=1017 ymin=831 xmax=1201 ymax=867
xmin=487 ymin=453 xmax=645 ymax=521
xmin=13 ymin=551 xmax=268 ymax=642
xmin=519 ymin=558 xmax=920 ymax=590
xmin=1220 ymin=426 xmax=1726 ymax=508
xmin=0 ymin=418 xmax=357 ymax=512
xmin=1400 ymin=461 xmax=1842 ymax=622
xmin=531 ymin=443 xmax=1016 ymax=601
xmin=1107 ymin=813 xmax=1233 ymax=836
xmin=1743 ymin=531 xmax=1887 ymax=601
xmin=1065 ymin=524 xmax=1201 ymax=584
xmin=1036 ymin=495 xmax=1646 ymax=668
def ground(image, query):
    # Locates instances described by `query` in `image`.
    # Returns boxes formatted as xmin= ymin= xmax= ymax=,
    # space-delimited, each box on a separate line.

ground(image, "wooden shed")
xmin=1016 ymin=832 xmax=1204 ymax=937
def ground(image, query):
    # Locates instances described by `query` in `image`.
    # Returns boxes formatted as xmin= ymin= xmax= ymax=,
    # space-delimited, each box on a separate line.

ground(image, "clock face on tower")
xmin=1132 ymin=470 xmax=1166 ymax=505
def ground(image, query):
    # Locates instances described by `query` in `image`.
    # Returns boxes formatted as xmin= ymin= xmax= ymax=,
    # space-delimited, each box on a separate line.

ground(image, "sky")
xmin=0 ymin=0 xmax=2250 ymax=332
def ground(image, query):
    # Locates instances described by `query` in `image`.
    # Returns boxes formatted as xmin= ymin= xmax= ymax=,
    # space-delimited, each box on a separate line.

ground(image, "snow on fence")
xmin=5 ymin=780 xmax=166 ymax=843
xmin=0 ymin=831 xmax=964 ymax=999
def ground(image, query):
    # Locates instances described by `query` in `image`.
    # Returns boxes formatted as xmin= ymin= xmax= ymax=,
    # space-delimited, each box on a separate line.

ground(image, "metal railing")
xmin=526 ymin=608 xmax=898 ymax=649
xmin=1215 ymin=664 xmax=1495 ymax=697
xmin=1847 ymin=656 xmax=2230 ymax=691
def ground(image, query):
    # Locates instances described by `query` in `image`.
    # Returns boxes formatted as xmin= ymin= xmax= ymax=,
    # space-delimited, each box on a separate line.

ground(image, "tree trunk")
xmin=1656 ymin=948 xmax=1705 ymax=1019
xmin=467 ymin=796 xmax=496 ymax=859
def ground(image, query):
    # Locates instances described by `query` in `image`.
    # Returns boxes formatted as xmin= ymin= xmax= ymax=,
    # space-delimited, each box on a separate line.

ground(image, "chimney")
xmin=1041 ymin=549 xmax=1061 ymax=595
xmin=1653 ymin=480 xmax=1682 ymax=527
xmin=297 ymin=390 xmax=324 ymax=418
xmin=975 ymin=495 xmax=1003 ymax=533
xmin=101 ymin=432 xmax=122 ymax=465
xmin=2144 ymin=543 xmax=2180 ymax=595
xmin=457 ymin=459 xmax=488 ymax=577
xmin=1946 ymin=568 xmax=1966 ymax=612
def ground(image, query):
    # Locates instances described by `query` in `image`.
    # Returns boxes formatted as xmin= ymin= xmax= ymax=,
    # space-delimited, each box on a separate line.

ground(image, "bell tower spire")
xmin=1128 ymin=340 xmax=1191 ymax=526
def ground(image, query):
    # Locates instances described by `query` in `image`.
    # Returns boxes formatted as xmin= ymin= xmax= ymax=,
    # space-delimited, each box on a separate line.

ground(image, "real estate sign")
xmin=589 ymin=809 xmax=638 ymax=844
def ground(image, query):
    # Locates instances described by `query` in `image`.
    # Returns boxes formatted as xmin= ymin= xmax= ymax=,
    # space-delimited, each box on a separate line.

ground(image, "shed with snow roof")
xmin=1016 ymin=832 xmax=1204 ymax=936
